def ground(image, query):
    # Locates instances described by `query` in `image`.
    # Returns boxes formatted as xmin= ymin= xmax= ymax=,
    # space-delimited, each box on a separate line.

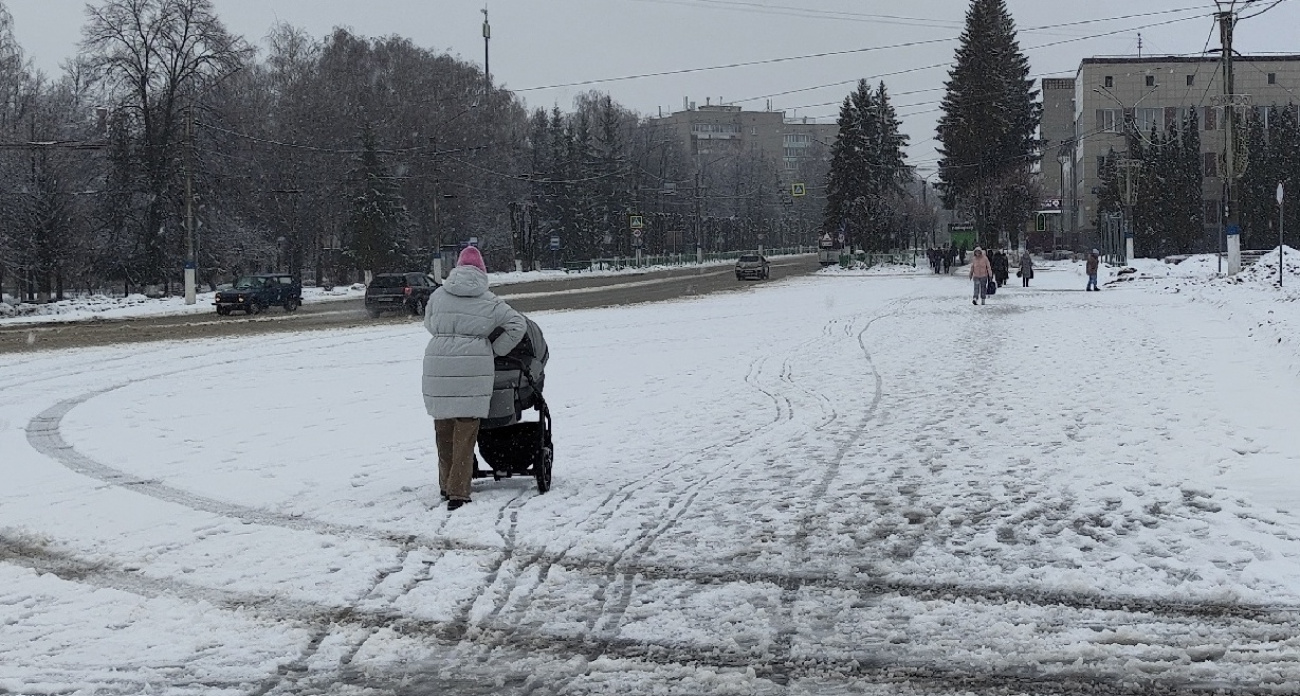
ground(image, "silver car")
xmin=735 ymin=254 xmax=770 ymax=281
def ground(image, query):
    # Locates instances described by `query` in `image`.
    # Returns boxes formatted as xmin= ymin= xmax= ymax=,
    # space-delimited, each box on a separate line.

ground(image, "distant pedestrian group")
xmin=927 ymin=245 xmax=957 ymax=274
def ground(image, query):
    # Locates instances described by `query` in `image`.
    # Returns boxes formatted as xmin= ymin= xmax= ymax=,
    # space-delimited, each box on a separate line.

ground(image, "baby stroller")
xmin=474 ymin=316 xmax=553 ymax=493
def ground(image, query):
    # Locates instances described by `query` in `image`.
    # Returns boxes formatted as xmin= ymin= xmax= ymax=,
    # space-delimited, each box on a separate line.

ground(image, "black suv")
xmin=214 ymin=274 xmax=302 ymax=315
xmin=365 ymin=272 xmax=437 ymax=318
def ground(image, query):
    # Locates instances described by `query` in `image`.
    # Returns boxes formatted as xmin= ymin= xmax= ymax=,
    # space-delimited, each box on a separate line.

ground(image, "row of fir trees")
xmin=822 ymin=0 xmax=1044 ymax=254
xmin=1097 ymin=105 xmax=1300 ymax=258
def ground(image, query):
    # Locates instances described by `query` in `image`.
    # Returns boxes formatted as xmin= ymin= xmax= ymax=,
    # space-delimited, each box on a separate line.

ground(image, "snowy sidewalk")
xmin=4 ymin=265 xmax=1300 ymax=694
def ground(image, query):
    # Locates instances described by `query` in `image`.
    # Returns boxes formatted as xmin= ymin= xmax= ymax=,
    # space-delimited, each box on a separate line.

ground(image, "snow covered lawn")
xmin=4 ymin=256 xmax=1300 ymax=694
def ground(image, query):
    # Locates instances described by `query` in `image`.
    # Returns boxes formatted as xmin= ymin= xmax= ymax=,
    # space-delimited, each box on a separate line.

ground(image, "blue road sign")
xmin=549 ymin=235 xmax=561 ymax=250
xmin=1226 ymin=224 xmax=1241 ymax=237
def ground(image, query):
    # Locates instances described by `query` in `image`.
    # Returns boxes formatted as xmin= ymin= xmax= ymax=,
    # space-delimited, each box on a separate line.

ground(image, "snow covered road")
xmin=4 ymin=262 xmax=1300 ymax=695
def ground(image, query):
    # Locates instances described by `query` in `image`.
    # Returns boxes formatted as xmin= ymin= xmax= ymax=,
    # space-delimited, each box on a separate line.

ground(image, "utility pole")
xmin=185 ymin=103 xmax=196 ymax=305
xmin=1118 ymin=157 xmax=1141 ymax=264
xmin=482 ymin=8 xmax=491 ymax=103
xmin=694 ymin=170 xmax=703 ymax=264
xmin=1219 ymin=9 xmax=1242 ymax=275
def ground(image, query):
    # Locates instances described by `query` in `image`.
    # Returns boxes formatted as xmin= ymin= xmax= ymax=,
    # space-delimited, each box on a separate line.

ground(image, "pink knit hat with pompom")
xmin=457 ymin=246 xmax=486 ymax=273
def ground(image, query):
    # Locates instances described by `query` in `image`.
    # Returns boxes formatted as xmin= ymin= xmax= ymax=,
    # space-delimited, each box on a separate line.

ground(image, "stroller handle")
xmin=495 ymin=354 xmax=542 ymax=391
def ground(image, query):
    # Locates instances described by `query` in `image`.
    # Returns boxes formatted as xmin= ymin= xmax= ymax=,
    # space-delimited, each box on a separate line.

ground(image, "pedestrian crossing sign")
xmin=792 ymin=183 xmax=806 ymax=197
xmin=629 ymin=215 xmax=644 ymax=229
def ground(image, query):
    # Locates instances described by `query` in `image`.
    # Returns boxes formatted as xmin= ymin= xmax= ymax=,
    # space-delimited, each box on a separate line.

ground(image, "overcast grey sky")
xmin=6 ymin=1 xmax=1299 ymax=169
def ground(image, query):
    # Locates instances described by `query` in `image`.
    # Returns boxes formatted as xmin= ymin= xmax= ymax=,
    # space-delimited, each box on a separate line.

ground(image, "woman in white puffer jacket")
xmin=422 ymin=246 xmax=526 ymax=510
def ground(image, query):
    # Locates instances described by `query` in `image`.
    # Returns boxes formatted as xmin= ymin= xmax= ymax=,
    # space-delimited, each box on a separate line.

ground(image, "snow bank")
xmin=816 ymin=262 xmax=922 ymax=276
xmin=0 ymin=284 xmax=365 ymax=325
xmin=1233 ymin=246 xmax=1300 ymax=287
xmin=1116 ymin=255 xmax=1222 ymax=282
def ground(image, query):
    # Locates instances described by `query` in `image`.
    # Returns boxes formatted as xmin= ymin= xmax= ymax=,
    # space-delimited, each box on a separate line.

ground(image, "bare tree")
xmin=80 ymin=0 xmax=251 ymax=288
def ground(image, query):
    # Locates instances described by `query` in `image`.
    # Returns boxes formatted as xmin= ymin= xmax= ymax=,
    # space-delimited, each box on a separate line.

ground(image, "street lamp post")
xmin=1279 ymin=182 xmax=1285 ymax=287
xmin=1056 ymin=149 xmax=1070 ymax=253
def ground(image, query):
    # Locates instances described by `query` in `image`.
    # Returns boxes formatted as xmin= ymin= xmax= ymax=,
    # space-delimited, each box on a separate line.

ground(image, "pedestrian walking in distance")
xmin=1085 ymin=249 xmax=1101 ymax=291
xmin=992 ymin=249 xmax=1010 ymax=287
xmin=422 ymin=246 xmax=527 ymax=511
xmin=1018 ymin=250 xmax=1034 ymax=287
xmin=969 ymin=247 xmax=993 ymax=305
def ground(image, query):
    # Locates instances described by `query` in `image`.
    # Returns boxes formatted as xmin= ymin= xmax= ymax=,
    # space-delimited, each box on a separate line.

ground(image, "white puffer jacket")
xmin=421 ymin=266 xmax=526 ymax=419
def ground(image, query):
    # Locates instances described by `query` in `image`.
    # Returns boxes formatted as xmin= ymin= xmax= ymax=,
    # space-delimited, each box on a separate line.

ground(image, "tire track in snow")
xmin=248 ymin=546 xmax=412 ymax=696
xmin=571 ymin=322 xmax=854 ymax=658
xmin=563 ymin=299 xmax=912 ymax=670
xmin=7 ymin=533 xmax=1300 ymax=696
xmin=758 ymin=296 xmax=915 ymax=680
xmin=28 ymin=386 xmax=1300 ymax=625
xmin=474 ymin=344 xmax=814 ymax=659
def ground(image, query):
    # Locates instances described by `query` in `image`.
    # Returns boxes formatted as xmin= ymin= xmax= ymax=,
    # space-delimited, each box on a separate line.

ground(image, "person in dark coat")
xmin=422 ymin=246 xmax=527 ymax=510
xmin=1018 ymin=250 xmax=1034 ymax=287
xmin=1086 ymin=249 xmax=1101 ymax=291
xmin=990 ymin=250 xmax=1008 ymax=286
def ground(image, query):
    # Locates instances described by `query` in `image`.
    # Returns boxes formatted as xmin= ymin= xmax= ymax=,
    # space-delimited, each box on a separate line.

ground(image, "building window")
xmin=783 ymin=133 xmax=811 ymax=145
xmin=1104 ymin=75 xmax=1114 ymax=88
xmin=1145 ymin=75 xmax=1156 ymax=87
xmin=1250 ymin=106 xmax=1268 ymax=130
xmin=1269 ymin=72 xmax=1277 ymax=84
xmin=1097 ymin=108 xmax=1122 ymax=133
xmin=1186 ymin=74 xmax=1195 ymax=86
xmin=690 ymin=123 xmax=741 ymax=135
xmin=1203 ymin=152 xmax=1219 ymax=178
xmin=1136 ymin=108 xmax=1162 ymax=135
xmin=1165 ymin=106 xmax=1186 ymax=130
xmin=1204 ymin=199 xmax=1222 ymax=225
xmin=1203 ymin=106 xmax=1219 ymax=131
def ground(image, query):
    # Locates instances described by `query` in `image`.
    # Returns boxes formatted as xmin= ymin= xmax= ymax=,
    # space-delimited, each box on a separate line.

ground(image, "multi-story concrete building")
xmin=1048 ymin=55 xmax=1300 ymax=250
xmin=650 ymin=99 xmax=838 ymax=181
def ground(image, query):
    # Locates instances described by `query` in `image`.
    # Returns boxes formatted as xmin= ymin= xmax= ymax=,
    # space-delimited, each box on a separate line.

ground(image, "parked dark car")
xmin=214 ymin=274 xmax=301 ymax=315
xmin=365 ymin=272 xmax=437 ymax=318
xmin=735 ymin=254 xmax=771 ymax=280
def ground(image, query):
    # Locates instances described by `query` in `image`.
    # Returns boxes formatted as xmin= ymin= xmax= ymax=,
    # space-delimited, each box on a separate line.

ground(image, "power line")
xmin=514 ymin=36 xmax=959 ymax=93
xmin=1239 ymin=0 xmax=1290 ymax=19
xmin=518 ymin=6 xmax=1208 ymax=98
xmin=725 ymin=11 xmax=1212 ymax=119
xmin=786 ymin=14 xmax=1217 ymax=125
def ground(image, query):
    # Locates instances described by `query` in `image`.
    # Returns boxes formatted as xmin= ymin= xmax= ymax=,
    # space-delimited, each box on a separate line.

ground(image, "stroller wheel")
xmin=535 ymin=446 xmax=553 ymax=494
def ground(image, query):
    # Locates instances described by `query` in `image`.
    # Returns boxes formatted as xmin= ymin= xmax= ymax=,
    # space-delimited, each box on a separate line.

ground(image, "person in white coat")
xmin=422 ymin=246 xmax=526 ymax=510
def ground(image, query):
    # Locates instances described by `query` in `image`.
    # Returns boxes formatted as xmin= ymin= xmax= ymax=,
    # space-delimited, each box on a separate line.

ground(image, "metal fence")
xmin=567 ymin=247 xmax=818 ymax=273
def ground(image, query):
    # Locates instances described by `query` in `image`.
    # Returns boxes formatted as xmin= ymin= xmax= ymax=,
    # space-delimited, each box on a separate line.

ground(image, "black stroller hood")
xmin=493 ymin=315 xmax=548 ymax=390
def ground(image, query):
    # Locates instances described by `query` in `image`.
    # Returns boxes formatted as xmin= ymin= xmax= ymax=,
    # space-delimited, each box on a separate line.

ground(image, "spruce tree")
xmin=936 ymin=0 xmax=1041 ymax=248
xmin=1172 ymin=110 xmax=1205 ymax=254
xmin=824 ymin=85 xmax=873 ymax=250
xmin=1276 ymin=105 xmax=1300 ymax=248
xmin=871 ymin=82 xmax=912 ymax=251
xmin=349 ymin=125 xmax=409 ymax=280
xmin=822 ymin=79 xmax=910 ymax=252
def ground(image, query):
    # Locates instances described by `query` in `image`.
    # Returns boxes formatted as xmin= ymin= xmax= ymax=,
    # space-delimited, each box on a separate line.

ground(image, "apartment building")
xmin=1049 ymin=55 xmax=1300 ymax=247
xmin=650 ymin=99 xmax=838 ymax=182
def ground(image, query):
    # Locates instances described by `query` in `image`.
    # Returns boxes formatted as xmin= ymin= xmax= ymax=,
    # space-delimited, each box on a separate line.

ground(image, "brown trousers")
xmin=435 ymin=418 xmax=481 ymax=501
